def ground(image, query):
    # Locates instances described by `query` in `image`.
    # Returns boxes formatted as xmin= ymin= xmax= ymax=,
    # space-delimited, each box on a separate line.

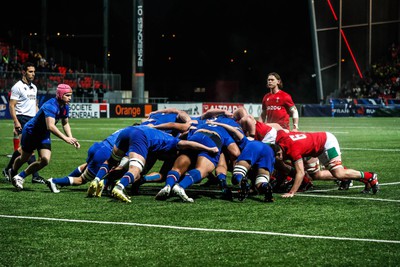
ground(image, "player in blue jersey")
xmin=208 ymin=115 xmax=244 ymax=189
xmin=207 ymin=120 xmax=280 ymax=202
xmin=10 ymin=84 xmax=80 ymax=190
xmin=45 ymin=127 xmax=126 ymax=193
xmin=155 ymin=121 xmax=240 ymax=202
xmin=141 ymin=108 xmax=192 ymax=136
xmin=87 ymin=125 xmax=219 ymax=202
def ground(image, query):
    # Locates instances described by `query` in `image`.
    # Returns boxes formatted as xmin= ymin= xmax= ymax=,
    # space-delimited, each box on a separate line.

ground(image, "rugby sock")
xmin=53 ymin=176 xmax=72 ymax=186
xmin=95 ymin=163 xmax=109 ymax=180
xmin=360 ymin=172 xmax=374 ymax=183
xmin=6 ymin=150 xmax=20 ymax=170
xmin=179 ymin=169 xmax=201 ymax=189
xmin=144 ymin=173 xmax=161 ymax=182
xmin=303 ymin=175 xmax=312 ymax=184
xmin=68 ymin=167 xmax=83 ymax=177
xmin=165 ymin=170 xmax=180 ymax=187
xmin=259 ymin=182 xmax=269 ymax=193
xmin=232 ymin=165 xmax=247 ymax=185
xmin=19 ymin=170 xmax=27 ymax=179
xmin=217 ymin=173 xmax=227 ymax=188
xmin=28 ymin=155 xmax=40 ymax=178
xmin=232 ymin=173 xmax=244 ymax=185
xmin=13 ymin=134 xmax=19 ymax=151
xmin=119 ymin=172 xmax=134 ymax=187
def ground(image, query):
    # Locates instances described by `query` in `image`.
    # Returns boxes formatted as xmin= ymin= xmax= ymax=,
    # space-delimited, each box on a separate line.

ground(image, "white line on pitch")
xmin=0 ymin=214 xmax=399 ymax=244
xmin=296 ymin=194 xmax=400 ymax=203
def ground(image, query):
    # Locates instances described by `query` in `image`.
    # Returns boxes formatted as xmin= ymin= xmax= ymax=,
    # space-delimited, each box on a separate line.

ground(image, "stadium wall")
xmin=1 ymin=93 xmax=399 ymax=119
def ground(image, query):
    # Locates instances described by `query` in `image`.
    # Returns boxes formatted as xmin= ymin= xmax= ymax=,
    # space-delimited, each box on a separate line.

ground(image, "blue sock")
xmin=179 ymin=169 xmax=201 ymax=189
xmin=119 ymin=172 xmax=134 ymax=188
xmin=19 ymin=171 xmax=27 ymax=179
xmin=232 ymin=174 xmax=243 ymax=185
xmin=144 ymin=173 xmax=161 ymax=182
xmin=96 ymin=163 xmax=109 ymax=180
xmin=53 ymin=176 xmax=71 ymax=186
xmin=259 ymin=182 xmax=269 ymax=193
xmin=68 ymin=167 xmax=82 ymax=177
xmin=217 ymin=173 xmax=227 ymax=188
xmin=166 ymin=170 xmax=180 ymax=187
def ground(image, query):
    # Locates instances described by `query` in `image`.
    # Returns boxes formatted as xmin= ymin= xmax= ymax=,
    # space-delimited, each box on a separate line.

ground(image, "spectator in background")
xmin=258 ymin=72 xmax=299 ymax=132
xmin=75 ymin=85 xmax=84 ymax=103
xmin=85 ymin=88 xmax=94 ymax=103
xmin=27 ymin=51 xmax=35 ymax=64
xmin=36 ymin=58 xmax=50 ymax=73
xmin=97 ymin=85 xmax=104 ymax=103
xmin=3 ymin=62 xmax=45 ymax=184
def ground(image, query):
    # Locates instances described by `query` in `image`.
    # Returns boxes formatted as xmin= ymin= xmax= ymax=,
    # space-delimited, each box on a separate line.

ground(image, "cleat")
xmin=46 ymin=178 xmax=60 ymax=193
xmin=172 ymin=185 xmax=194 ymax=203
xmin=299 ymin=181 xmax=314 ymax=192
xmin=2 ymin=168 xmax=10 ymax=181
xmin=221 ymin=188 xmax=233 ymax=201
xmin=32 ymin=176 xmax=46 ymax=184
xmin=87 ymin=179 xmax=99 ymax=197
xmin=264 ymin=184 xmax=274 ymax=203
xmin=155 ymin=185 xmax=171 ymax=201
xmin=369 ymin=173 xmax=379 ymax=194
xmin=338 ymin=179 xmax=352 ymax=190
xmin=130 ymin=177 xmax=145 ymax=195
xmin=360 ymin=181 xmax=371 ymax=194
xmin=8 ymin=168 xmax=16 ymax=182
xmin=95 ymin=179 xmax=105 ymax=197
xmin=237 ymin=178 xmax=250 ymax=201
xmin=12 ymin=175 xmax=24 ymax=190
xmin=200 ymin=173 xmax=219 ymax=187
xmin=111 ymin=185 xmax=131 ymax=202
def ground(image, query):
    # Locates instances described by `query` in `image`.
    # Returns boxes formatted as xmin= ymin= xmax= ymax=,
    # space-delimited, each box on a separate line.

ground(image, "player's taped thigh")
xmin=109 ymin=152 xmax=123 ymax=166
xmin=255 ymin=174 xmax=270 ymax=185
xmin=304 ymin=157 xmax=321 ymax=174
xmin=129 ymin=158 xmax=145 ymax=172
xmin=81 ymin=169 xmax=95 ymax=182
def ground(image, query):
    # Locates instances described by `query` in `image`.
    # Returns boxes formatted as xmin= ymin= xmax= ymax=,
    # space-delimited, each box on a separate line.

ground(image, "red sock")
xmin=363 ymin=172 xmax=373 ymax=180
xmin=13 ymin=137 xmax=20 ymax=151
xmin=303 ymin=175 xmax=312 ymax=184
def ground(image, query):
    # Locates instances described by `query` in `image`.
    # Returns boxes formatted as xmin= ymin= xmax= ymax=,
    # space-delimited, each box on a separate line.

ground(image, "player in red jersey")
xmin=258 ymin=72 xmax=299 ymax=131
xmin=275 ymin=130 xmax=379 ymax=198
xmin=233 ymin=107 xmax=285 ymax=143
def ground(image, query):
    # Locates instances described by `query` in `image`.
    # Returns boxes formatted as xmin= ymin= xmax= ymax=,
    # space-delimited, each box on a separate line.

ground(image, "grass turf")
xmin=0 ymin=117 xmax=399 ymax=266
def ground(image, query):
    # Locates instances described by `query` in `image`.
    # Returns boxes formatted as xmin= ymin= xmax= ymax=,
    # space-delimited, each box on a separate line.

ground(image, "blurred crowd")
xmin=0 ymin=40 xmax=109 ymax=101
xmin=339 ymin=42 xmax=400 ymax=100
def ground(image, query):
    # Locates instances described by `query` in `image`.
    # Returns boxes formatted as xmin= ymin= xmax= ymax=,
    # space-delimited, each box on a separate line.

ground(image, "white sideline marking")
xmin=0 ymin=215 xmax=399 ymax=244
xmin=302 ymin=182 xmax=400 ymax=203
xmin=341 ymin=147 xmax=400 ymax=152
xmin=297 ymin=194 xmax=400 ymax=203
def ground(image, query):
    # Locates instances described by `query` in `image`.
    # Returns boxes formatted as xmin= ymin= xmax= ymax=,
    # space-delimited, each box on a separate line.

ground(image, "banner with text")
xmin=202 ymin=102 xmax=244 ymax=114
xmin=109 ymin=104 xmax=156 ymax=118
xmin=156 ymin=103 xmax=203 ymax=116
xmin=69 ymin=103 xmax=109 ymax=119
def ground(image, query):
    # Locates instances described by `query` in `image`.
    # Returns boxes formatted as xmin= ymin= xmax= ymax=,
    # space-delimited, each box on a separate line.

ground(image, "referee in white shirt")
xmin=3 ymin=62 xmax=45 ymax=184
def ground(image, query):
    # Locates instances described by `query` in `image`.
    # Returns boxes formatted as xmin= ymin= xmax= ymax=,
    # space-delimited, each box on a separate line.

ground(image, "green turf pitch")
xmin=0 ymin=117 xmax=399 ymax=266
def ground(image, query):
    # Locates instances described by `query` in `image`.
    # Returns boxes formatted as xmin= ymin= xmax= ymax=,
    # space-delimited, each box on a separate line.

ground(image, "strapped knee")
xmin=255 ymin=174 xmax=270 ymax=186
xmin=82 ymin=169 xmax=95 ymax=182
xmin=109 ymin=153 xmax=122 ymax=167
xmin=129 ymin=158 xmax=145 ymax=172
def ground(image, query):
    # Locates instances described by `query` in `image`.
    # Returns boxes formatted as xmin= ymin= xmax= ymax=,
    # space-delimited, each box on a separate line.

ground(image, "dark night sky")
xmin=0 ymin=0 xmax=317 ymax=103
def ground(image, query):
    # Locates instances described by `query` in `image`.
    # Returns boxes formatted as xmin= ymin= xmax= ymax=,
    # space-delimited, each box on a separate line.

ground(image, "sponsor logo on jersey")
xmin=267 ymin=106 xmax=282 ymax=110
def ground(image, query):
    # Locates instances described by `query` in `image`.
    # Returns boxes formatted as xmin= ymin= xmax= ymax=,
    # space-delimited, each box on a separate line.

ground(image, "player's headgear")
xmin=56 ymin=84 xmax=72 ymax=100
